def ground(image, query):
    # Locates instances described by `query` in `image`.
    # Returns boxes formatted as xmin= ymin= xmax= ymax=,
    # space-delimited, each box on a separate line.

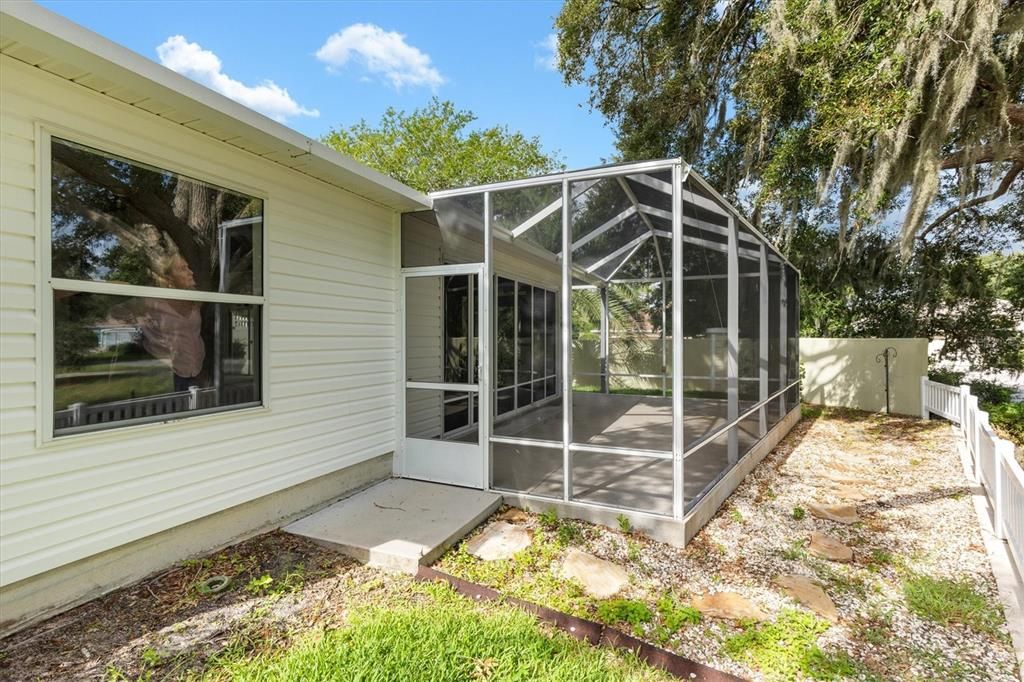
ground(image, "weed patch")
xmin=903 ymin=575 xmax=1005 ymax=638
xmin=723 ymin=609 xmax=868 ymax=681
xmin=596 ymin=599 xmax=653 ymax=635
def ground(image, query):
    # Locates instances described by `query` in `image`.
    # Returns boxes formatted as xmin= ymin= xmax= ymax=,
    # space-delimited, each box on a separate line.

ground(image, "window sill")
xmin=38 ymin=403 xmax=271 ymax=450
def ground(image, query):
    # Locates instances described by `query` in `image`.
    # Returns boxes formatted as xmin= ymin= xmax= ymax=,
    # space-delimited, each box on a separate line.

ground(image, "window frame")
xmin=37 ymin=126 xmax=270 ymax=444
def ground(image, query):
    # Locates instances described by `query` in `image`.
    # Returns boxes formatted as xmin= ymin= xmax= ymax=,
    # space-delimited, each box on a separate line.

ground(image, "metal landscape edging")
xmin=415 ymin=566 xmax=746 ymax=682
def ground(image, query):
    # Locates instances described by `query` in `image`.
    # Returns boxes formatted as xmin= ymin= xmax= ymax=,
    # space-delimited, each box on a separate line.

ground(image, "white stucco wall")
xmin=800 ymin=337 xmax=929 ymax=416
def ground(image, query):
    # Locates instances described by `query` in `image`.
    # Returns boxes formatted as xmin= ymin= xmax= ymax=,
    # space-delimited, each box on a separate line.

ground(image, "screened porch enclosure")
xmin=400 ymin=159 xmax=800 ymax=522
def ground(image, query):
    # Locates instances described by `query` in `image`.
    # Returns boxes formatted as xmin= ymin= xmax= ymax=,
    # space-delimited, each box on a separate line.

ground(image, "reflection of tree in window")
xmin=49 ymin=139 xmax=263 ymax=432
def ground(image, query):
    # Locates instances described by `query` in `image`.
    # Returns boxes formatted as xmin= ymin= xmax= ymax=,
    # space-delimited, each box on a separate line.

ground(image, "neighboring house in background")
xmin=90 ymin=322 xmax=139 ymax=349
xmin=0 ymin=3 xmax=801 ymax=635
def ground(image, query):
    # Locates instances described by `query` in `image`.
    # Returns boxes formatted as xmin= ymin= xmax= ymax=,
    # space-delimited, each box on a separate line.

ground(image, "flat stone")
xmin=825 ymin=458 xmax=860 ymax=474
xmin=775 ymin=574 xmax=839 ymax=622
xmin=807 ymin=502 xmax=860 ymax=524
xmin=832 ymin=485 xmax=868 ymax=502
xmin=820 ymin=472 xmax=872 ymax=486
xmin=691 ymin=591 xmax=767 ymax=622
xmin=808 ymin=531 xmax=853 ymax=562
xmin=497 ymin=508 xmax=530 ymax=524
xmin=465 ymin=521 xmax=532 ymax=561
xmin=560 ymin=548 xmax=628 ymax=599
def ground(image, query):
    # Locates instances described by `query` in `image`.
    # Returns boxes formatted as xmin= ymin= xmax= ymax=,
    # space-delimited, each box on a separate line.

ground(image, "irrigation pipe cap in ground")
xmin=197 ymin=575 xmax=231 ymax=595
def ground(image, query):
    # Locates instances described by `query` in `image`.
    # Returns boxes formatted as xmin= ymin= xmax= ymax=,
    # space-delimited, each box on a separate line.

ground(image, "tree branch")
xmin=940 ymin=143 xmax=1023 ymax=169
xmin=919 ymin=161 xmax=1023 ymax=239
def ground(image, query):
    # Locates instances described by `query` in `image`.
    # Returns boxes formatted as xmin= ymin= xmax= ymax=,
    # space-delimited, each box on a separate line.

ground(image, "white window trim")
xmin=35 ymin=125 xmax=271 ymax=446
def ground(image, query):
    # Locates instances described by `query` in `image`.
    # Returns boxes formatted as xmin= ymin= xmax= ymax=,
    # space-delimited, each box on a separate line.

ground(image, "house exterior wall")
xmin=0 ymin=56 xmax=400 ymax=593
xmin=800 ymin=337 xmax=929 ymax=416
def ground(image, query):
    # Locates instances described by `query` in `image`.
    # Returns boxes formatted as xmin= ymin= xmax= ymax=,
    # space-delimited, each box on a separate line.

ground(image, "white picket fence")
xmin=921 ymin=377 xmax=1023 ymax=578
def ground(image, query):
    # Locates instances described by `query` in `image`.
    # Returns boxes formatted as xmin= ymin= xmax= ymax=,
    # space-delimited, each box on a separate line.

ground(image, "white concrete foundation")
xmin=284 ymin=479 xmax=502 ymax=573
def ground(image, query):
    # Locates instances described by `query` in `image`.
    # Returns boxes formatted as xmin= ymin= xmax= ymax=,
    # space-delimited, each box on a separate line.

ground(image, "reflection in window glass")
xmin=53 ymin=291 xmax=260 ymax=433
xmin=444 ymin=275 xmax=470 ymax=384
xmin=51 ymin=138 xmax=262 ymax=295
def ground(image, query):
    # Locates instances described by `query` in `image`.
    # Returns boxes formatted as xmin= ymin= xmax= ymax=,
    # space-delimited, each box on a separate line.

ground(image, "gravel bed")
xmin=437 ymin=408 xmax=1019 ymax=681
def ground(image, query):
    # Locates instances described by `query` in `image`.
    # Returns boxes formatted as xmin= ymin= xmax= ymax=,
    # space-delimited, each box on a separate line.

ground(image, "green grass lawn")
xmin=199 ymin=583 xmax=670 ymax=682
xmin=55 ymin=366 xmax=172 ymax=407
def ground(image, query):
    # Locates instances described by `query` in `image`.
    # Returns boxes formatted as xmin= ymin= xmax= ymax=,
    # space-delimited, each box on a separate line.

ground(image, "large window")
xmin=49 ymin=138 xmax=263 ymax=435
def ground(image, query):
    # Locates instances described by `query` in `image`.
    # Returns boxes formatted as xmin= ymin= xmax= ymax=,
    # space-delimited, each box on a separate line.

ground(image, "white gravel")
xmin=441 ymin=409 xmax=1019 ymax=681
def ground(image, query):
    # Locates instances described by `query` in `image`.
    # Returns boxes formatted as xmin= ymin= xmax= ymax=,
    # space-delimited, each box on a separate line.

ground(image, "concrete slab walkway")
xmin=283 ymin=478 xmax=501 ymax=574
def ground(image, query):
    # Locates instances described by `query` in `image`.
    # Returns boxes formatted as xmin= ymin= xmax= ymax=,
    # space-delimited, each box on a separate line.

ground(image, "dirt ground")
xmin=0 ymin=533 xmax=397 ymax=680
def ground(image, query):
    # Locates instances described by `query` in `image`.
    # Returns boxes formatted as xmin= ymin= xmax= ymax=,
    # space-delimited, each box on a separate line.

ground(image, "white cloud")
xmin=535 ymin=33 xmax=558 ymax=71
xmin=315 ymin=23 xmax=444 ymax=90
xmin=156 ymin=35 xmax=319 ymax=122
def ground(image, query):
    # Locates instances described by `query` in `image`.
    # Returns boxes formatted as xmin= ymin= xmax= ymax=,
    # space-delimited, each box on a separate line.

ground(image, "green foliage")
xmin=539 ymin=508 xmax=560 ymax=530
xmin=723 ymin=609 xmax=865 ymax=681
xmin=971 ymin=380 xmax=1016 ymax=406
xmin=321 ymin=98 xmax=562 ymax=194
xmin=556 ymin=0 xmax=1024 ymax=374
xmin=791 ymin=506 xmax=806 ymax=521
xmin=780 ymin=539 xmax=806 ymax=561
xmin=903 ymin=574 xmax=1006 ymax=637
xmin=596 ymin=599 xmax=654 ymax=633
xmin=625 ymin=539 xmax=642 ymax=563
xmin=555 ymin=0 xmax=1023 ymax=250
xmin=208 ymin=588 xmax=670 ymax=681
xmin=987 ymin=402 xmax=1023 ymax=447
xmin=557 ymin=520 xmax=583 ymax=545
xmin=139 ymin=647 xmax=161 ymax=668
xmin=616 ymin=514 xmax=632 ymax=534
xmin=929 ymin=368 xmax=965 ymax=385
xmin=655 ymin=596 xmax=702 ymax=631
xmin=245 ymin=574 xmax=274 ymax=595
xmin=790 ymin=221 xmax=1024 ymax=372
xmin=244 ymin=565 xmax=305 ymax=597
xmin=439 ymin=526 xmax=591 ymax=617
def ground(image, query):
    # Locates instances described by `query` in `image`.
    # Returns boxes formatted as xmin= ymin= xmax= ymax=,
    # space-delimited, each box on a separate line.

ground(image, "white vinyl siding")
xmin=0 ymin=55 xmax=399 ymax=586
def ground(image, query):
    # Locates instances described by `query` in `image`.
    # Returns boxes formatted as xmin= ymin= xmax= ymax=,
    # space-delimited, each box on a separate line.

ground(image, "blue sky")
xmin=40 ymin=0 xmax=617 ymax=169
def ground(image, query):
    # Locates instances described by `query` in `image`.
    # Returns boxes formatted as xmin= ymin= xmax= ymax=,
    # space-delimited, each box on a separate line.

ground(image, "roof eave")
xmin=0 ymin=1 xmax=430 ymax=212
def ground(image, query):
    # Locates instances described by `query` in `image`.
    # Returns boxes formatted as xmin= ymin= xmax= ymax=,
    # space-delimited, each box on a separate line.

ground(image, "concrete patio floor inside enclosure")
xmin=398 ymin=159 xmax=801 ymax=541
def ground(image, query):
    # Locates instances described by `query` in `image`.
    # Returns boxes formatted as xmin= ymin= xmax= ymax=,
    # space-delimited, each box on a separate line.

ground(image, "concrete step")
xmin=283 ymin=478 xmax=502 ymax=573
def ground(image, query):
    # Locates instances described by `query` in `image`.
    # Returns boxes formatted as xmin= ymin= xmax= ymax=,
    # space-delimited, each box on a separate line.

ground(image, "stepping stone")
xmin=465 ymin=522 xmax=531 ymax=561
xmin=497 ymin=507 xmax=530 ymax=524
xmin=820 ymin=472 xmax=872 ymax=486
xmin=807 ymin=502 xmax=860 ymax=524
xmin=774 ymin=574 xmax=839 ymax=622
xmin=808 ymin=531 xmax=853 ymax=562
xmin=691 ymin=591 xmax=767 ymax=622
xmin=826 ymin=459 xmax=860 ymax=474
xmin=832 ymin=484 xmax=868 ymax=502
xmin=560 ymin=548 xmax=628 ymax=598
